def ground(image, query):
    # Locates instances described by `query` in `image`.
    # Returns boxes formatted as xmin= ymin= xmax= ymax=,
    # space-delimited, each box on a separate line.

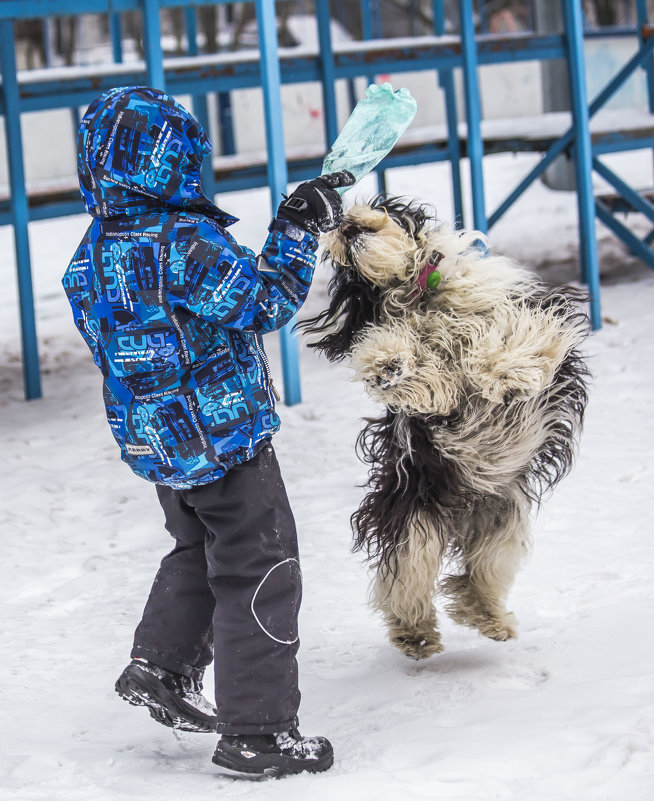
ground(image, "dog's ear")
xmin=296 ymin=254 xmax=382 ymax=361
xmin=370 ymin=196 xmax=434 ymax=238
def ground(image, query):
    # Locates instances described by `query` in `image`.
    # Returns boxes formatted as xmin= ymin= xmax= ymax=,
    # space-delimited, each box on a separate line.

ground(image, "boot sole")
xmin=115 ymin=665 xmax=217 ymax=733
xmin=212 ymin=742 xmax=334 ymax=777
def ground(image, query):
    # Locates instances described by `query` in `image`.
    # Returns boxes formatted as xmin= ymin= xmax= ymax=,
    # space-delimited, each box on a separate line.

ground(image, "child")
xmin=63 ymin=85 xmax=353 ymax=777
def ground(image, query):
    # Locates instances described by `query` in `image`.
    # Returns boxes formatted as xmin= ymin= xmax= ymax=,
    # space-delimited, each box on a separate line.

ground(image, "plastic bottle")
xmin=322 ymin=82 xmax=418 ymax=194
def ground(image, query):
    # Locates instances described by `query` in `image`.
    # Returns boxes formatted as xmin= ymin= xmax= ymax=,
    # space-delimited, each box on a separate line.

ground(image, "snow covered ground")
xmin=1 ymin=153 xmax=653 ymax=800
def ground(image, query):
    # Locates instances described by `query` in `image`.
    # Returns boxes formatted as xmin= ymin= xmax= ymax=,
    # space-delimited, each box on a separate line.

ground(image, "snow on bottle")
xmin=322 ymin=82 xmax=418 ymax=194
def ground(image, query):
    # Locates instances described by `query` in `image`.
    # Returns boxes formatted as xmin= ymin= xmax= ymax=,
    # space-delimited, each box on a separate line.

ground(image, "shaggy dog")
xmin=300 ymin=197 xmax=590 ymax=660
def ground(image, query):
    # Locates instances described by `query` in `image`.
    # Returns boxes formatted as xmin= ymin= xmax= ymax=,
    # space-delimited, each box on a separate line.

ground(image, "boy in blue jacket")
xmin=63 ymin=85 xmax=353 ymax=777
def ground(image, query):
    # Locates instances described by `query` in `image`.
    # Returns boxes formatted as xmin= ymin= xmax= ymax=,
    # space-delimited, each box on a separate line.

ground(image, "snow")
xmin=1 ymin=153 xmax=653 ymax=800
xmin=334 ymin=33 xmax=460 ymax=53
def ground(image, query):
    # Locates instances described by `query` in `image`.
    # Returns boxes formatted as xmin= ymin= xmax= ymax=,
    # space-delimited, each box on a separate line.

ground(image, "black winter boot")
xmin=115 ymin=659 xmax=217 ymax=732
xmin=212 ymin=728 xmax=334 ymax=776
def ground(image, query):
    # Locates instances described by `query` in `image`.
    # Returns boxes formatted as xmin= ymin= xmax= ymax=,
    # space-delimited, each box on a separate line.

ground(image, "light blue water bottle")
xmin=322 ymin=83 xmax=418 ymax=193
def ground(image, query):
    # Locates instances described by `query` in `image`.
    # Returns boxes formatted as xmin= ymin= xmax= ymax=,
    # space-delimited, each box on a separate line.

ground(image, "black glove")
xmin=276 ymin=171 xmax=355 ymax=235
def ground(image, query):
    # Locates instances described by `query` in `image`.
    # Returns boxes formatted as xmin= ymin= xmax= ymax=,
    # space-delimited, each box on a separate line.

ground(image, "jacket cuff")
xmin=269 ymin=217 xmax=317 ymax=243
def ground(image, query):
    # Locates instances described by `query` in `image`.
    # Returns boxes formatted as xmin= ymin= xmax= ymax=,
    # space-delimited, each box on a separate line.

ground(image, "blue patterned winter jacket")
xmin=63 ymin=86 xmax=318 ymax=488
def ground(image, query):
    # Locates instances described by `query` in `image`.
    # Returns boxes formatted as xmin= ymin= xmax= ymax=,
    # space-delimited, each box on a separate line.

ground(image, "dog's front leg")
xmin=350 ymin=323 xmax=459 ymax=416
xmin=350 ymin=322 xmax=417 ymax=390
xmin=371 ymin=521 xmax=446 ymax=660
xmin=464 ymin=308 xmax=576 ymax=405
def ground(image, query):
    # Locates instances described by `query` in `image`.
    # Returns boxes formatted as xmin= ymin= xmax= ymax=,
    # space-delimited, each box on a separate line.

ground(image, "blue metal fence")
xmin=1 ymin=0 xmax=298 ymax=401
xmin=0 ymin=18 xmax=39 ymax=399
xmin=1 ymin=0 xmax=653 ymax=401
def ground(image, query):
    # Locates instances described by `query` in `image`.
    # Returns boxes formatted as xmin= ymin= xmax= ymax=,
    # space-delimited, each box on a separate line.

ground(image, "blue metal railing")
xmin=563 ymin=0 xmax=600 ymax=315
xmin=460 ymin=0 xmax=487 ymax=232
xmin=1 ymin=0 xmax=653 ymax=400
xmin=255 ymin=0 xmax=301 ymax=404
xmin=433 ymin=0 xmax=464 ymax=227
xmin=0 ymin=0 xmax=301 ymax=402
xmin=488 ymin=35 xmax=654 ymax=228
xmin=0 ymin=18 xmax=41 ymax=399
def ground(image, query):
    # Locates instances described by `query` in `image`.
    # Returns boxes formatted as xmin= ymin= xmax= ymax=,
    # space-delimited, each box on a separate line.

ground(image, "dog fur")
xmin=300 ymin=196 xmax=590 ymax=659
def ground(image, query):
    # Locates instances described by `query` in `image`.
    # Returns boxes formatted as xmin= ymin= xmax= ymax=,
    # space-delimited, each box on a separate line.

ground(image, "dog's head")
xmin=299 ymin=196 xmax=442 ymax=360
xmin=323 ymin=196 xmax=436 ymax=287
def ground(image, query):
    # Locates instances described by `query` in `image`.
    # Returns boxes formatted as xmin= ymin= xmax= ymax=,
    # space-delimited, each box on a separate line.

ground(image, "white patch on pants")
xmin=250 ymin=558 xmax=301 ymax=645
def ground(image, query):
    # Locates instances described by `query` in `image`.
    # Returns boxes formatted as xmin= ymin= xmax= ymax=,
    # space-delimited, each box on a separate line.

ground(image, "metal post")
xmin=184 ymin=6 xmax=198 ymax=52
xmin=193 ymin=0 xmax=235 ymax=155
xmin=370 ymin=0 xmax=383 ymax=38
xmin=255 ymin=0 xmax=302 ymax=405
xmin=361 ymin=0 xmax=382 ymax=40
xmin=360 ymin=0 xmax=384 ymax=191
xmin=141 ymin=0 xmax=165 ymax=90
xmin=218 ymin=93 xmax=236 ymax=155
xmin=535 ymin=0 xmax=576 ymax=190
xmin=635 ymin=0 xmax=654 ymax=114
xmin=109 ymin=12 xmax=123 ymax=64
xmin=478 ymin=0 xmax=489 ymax=34
xmin=562 ymin=0 xmax=601 ymax=330
xmin=42 ymin=18 xmax=54 ymax=66
xmin=316 ymin=0 xmax=339 ymax=149
xmin=361 ymin=0 xmax=371 ymax=40
xmin=433 ymin=0 xmax=464 ymax=227
xmin=70 ymin=105 xmax=80 ymax=135
xmin=459 ymin=0 xmax=487 ymax=231
xmin=184 ymin=6 xmax=214 ymax=197
xmin=525 ymin=0 xmax=536 ymax=32
xmin=0 ymin=20 xmax=41 ymax=399
xmin=432 ymin=1 xmax=447 ymax=42
xmin=56 ymin=14 xmax=81 ymax=160
xmin=409 ymin=0 xmax=418 ymax=36
xmin=635 ymin=0 xmax=654 ymax=184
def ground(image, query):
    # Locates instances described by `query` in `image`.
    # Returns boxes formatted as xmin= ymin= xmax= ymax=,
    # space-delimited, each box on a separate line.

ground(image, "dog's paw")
xmin=476 ymin=612 xmax=519 ymax=641
xmin=445 ymin=594 xmax=519 ymax=641
xmin=389 ymin=623 xmax=444 ymax=660
xmin=452 ymin=609 xmax=519 ymax=641
xmin=477 ymin=366 xmax=550 ymax=405
xmin=373 ymin=357 xmax=411 ymax=390
xmin=350 ymin=325 xmax=417 ymax=395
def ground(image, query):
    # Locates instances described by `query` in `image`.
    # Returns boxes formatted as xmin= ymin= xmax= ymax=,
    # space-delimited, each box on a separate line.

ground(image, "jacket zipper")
xmin=254 ymin=334 xmax=280 ymax=404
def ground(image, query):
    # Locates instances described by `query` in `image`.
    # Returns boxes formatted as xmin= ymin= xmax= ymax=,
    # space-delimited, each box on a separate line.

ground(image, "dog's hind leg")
xmin=371 ymin=519 xmax=446 ymax=659
xmin=442 ymin=495 xmax=530 ymax=641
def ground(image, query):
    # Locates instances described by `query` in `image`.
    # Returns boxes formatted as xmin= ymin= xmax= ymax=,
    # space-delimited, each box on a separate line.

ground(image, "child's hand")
xmin=276 ymin=172 xmax=355 ymax=235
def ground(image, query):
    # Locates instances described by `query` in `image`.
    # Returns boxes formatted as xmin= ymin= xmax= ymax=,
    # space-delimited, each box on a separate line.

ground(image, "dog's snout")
xmin=340 ymin=220 xmax=376 ymax=240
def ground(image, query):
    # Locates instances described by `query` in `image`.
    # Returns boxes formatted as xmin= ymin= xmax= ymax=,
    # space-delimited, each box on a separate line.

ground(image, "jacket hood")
xmin=77 ymin=85 xmax=237 ymax=226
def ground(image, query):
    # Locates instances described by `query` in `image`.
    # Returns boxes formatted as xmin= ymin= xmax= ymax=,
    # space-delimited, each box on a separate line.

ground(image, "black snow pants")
xmin=130 ymin=444 xmax=302 ymax=735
